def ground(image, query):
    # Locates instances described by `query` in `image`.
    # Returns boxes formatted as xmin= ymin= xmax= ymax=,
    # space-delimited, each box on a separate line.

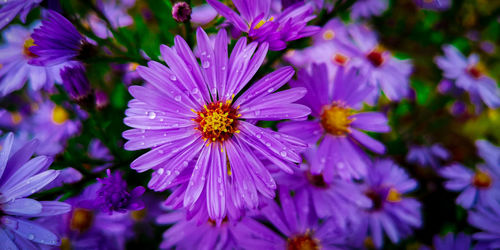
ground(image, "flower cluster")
xmin=0 ymin=0 xmax=499 ymax=249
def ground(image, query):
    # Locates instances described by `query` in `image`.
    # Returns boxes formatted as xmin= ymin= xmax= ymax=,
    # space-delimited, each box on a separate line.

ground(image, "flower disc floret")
xmin=193 ymin=100 xmax=241 ymax=143
xmin=287 ymin=233 xmax=320 ymax=250
xmin=320 ymin=102 xmax=353 ymax=136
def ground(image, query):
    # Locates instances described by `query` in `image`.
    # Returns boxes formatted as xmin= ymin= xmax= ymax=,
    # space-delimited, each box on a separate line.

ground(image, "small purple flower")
xmin=435 ymin=45 xmax=500 ymax=108
xmin=279 ymin=64 xmax=390 ymax=180
xmin=414 ymin=0 xmax=451 ymax=11
xmin=88 ymin=0 xmax=135 ymax=39
xmin=343 ymin=24 xmax=413 ymax=101
xmin=60 ymin=64 xmax=92 ymax=102
xmin=172 ymin=1 xmax=192 ymax=23
xmin=88 ymin=138 xmax=113 ymax=172
xmin=0 ymin=132 xmax=71 ymax=248
xmin=468 ymin=202 xmax=500 ymax=249
xmin=274 ymin=147 xmax=371 ymax=226
xmin=0 ymin=24 xmax=67 ymax=97
xmin=234 ymin=187 xmax=352 ymax=249
xmin=357 ymin=159 xmax=422 ymax=248
xmin=84 ymin=169 xmax=145 ymax=214
xmin=30 ymin=10 xmax=96 ymax=66
xmin=440 ymin=140 xmax=500 ymax=209
xmin=207 ymin=0 xmax=320 ymax=50
xmin=123 ymin=27 xmax=309 ymax=221
xmin=0 ymin=0 xmax=42 ymax=29
xmin=191 ymin=4 xmax=218 ymax=25
xmin=406 ymin=143 xmax=450 ymax=169
xmin=351 ymin=0 xmax=389 ymax=19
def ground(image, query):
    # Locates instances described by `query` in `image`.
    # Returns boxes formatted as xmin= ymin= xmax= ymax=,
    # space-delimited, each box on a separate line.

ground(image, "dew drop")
xmin=148 ymin=112 xmax=156 ymax=119
xmin=280 ymin=151 xmax=287 ymax=157
xmin=256 ymin=134 xmax=262 ymax=139
xmin=202 ymin=61 xmax=210 ymax=68
xmin=166 ymin=170 xmax=171 ymax=176
xmin=169 ymin=75 xmax=177 ymax=81
xmin=174 ymin=170 xmax=180 ymax=175
xmin=265 ymin=142 xmax=271 ymax=147
xmin=174 ymin=95 xmax=182 ymax=102
xmin=28 ymin=234 xmax=34 ymax=240
xmin=267 ymin=88 xmax=274 ymax=93
xmin=182 ymin=161 xmax=189 ymax=166
xmin=192 ymin=88 xmax=199 ymax=94
xmin=158 ymin=168 xmax=164 ymax=174
xmin=221 ymin=66 xmax=226 ymax=71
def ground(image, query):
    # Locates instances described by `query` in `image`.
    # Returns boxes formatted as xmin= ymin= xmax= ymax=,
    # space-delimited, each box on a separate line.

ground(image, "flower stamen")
xmin=320 ymin=102 xmax=353 ymax=136
xmin=194 ymin=100 xmax=240 ymax=143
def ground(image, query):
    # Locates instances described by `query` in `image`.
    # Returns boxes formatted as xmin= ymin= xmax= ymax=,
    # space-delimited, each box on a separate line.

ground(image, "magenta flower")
xmin=123 ymin=27 xmax=309 ymax=221
xmin=357 ymin=159 xmax=422 ymax=248
xmin=88 ymin=0 xmax=136 ymax=39
xmin=279 ymin=64 xmax=390 ymax=180
xmin=406 ymin=143 xmax=450 ymax=169
xmin=435 ymin=45 xmax=500 ymax=108
xmin=207 ymin=0 xmax=320 ymax=50
xmin=351 ymin=0 xmax=389 ymax=19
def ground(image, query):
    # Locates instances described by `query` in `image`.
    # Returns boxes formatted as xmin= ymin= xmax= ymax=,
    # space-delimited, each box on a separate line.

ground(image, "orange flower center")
xmin=306 ymin=171 xmax=329 ymax=189
xmin=23 ymin=38 xmax=38 ymax=59
xmin=320 ymin=103 xmax=353 ymax=136
xmin=366 ymin=49 xmax=384 ymax=67
xmin=472 ymin=170 xmax=492 ymax=189
xmin=287 ymin=232 xmax=319 ymax=250
xmin=70 ymin=208 xmax=94 ymax=232
xmin=193 ymin=100 xmax=240 ymax=143
xmin=466 ymin=65 xmax=483 ymax=79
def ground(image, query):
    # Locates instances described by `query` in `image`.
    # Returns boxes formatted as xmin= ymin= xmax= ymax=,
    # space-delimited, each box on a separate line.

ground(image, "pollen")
xmin=320 ymin=102 xmax=353 ymax=136
xmin=194 ymin=100 xmax=240 ymax=143
xmin=23 ymin=37 xmax=38 ymax=59
xmin=52 ymin=105 xmax=69 ymax=125
xmin=287 ymin=232 xmax=320 ymax=250
xmin=386 ymin=188 xmax=402 ymax=202
xmin=10 ymin=112 xmax=22 ymax=125
xmin=332 ymin=53 xmax=349 ymax=65
xmin=322 ymin=29 xmax=335 ymax=40
xmin=254 ymin=16 xmax=275 ymax=29
xmin=472 ymin=170 xmax=492 ymax=189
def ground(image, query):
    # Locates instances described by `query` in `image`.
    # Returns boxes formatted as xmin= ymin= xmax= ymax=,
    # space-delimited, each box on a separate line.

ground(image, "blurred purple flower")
xmin=30 ymin=10 xmax=95 ymax=66
xmin=343 ymin=24 xmax=412 ymax=101
xmin=351 ymin=0 xmax=389 ymax=19
xmin=279 ymin=64 xmax=390 ymax=180
xmin=0 ymin=133 xmax=71 ymax=248
xmin=0 ymin=24 xmax=67 ymax=97
xmin=274 ymin=147 xmax=371 ymax=226
xmin=88 ymin=138 xmax=113 ymax=172
xmin=406 ymin=143 xmax=450 ymax=169
xmin=435 ymin=45 xmax=500 ymax=108
xmin=123 ymin=27 xmax=309 ymax=221
xmin=82 ymin=169 xmax=145 ymax=214
xmin=60 ymin=64 xmax=92 ymax=102
xmin=0 ymin=0 xmax=42 ymax=29
xmin=88 ymin=0 xmax=135 ymax=39
xmin=414 ymin=0 xmax=451 ymax=11
xmin=357 ymin=159 xmax=421 ymax=248
xmin=468 ymin=201 xmax=500 ymax=249
xmin=425 ymin=232 xmax=472 ymax=250
xmin=191 ymin=4 xmax=218 ymax=25
xmin=439 ymin=140 xmax=500 ymax=209
xmin=172 ymin=2 xmax=192 ymax=23
xmin=207 ymin=0 xmax=319 ymax=50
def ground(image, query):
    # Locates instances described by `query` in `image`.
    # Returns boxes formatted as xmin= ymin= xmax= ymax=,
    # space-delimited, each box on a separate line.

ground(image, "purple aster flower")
xmin=468 ymin=201 xmax=500 ymax=249
xmin=0 ymin=0 xmax=42 ymax=30
xmin=191 ymin=4 xmax=218 ymax=25
xmin=279 ymin=64 xmax=390 ymax=180
xmin=342 ymin=24 xmax=412 ymax=101
xmin=414 ymin=0 xmax=451 ymax=11
xmin=39 ymin=183 xmax=136 ymax=250
xmin=0 ymin=132 xmax=72 ymax=248
xmin=356 ymin=159 xmax=422 ymax=248
xmin=88 ymin=0 xmax=135 ymax=39
xmin=233 ymin=187 xmax=353 ymax=249
xmin=18 ymin=100 xmax=81 ymax=155
xmin=424 ymin=232 xmax=472 ymax=250
xmin=81 ymin=169 xmax=145 ymax=214
xmin=439 ymin=140 xmax=500 ymax=209
xmin=60 ymin=64 xmax=92 ymax=103
xmin=123 ymin=27 xmax=309 ymax=220
xmin=88 ymin=138 xmax=113 ymax=172
xmin=435 ymin=45 xmax=500 ymax=108
xmin=172 ymin=1 xmax=192 ymax=23
xmin=207 ymin=0 xmax=320 ymax=50
xmin=406 ymin=143 xmax=450 ymax=169
xmin=351 ymin=0 xmax=389 ymax=19
xmin=274 ymin=147 xmax=372 ymax=226
xmin=30 ymin=10 xmax=96 ymax=66
xmin=0 ymin=24 xmax=68 ymax=97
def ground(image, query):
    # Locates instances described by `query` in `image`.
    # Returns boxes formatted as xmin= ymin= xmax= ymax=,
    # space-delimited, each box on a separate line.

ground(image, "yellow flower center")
xmin=60 ymin=237 xmax=71 ymax=250
xmin=320 ymin=103 xmax=353 ymax=136
xmin=472 ymin=170 xmax=492 ymax=189
xmin=70 ymin=208 xmax=94 ymax=232
xmin=331 ymin=53 xmax=349 ymax=66
xmin=51 ymin=105 xmax=69 ymax=125
xmin=23 ymin=37 xmax=38 ymax=58
xmin=131 ymin=209 xmax=147 ymax=221
xmin=11 ymin=112 xmax=22 ymax=125
xmin=193 ymin=99 xmax=240 ymax=144
xmin=386 ymin=188 xmax=402 ymax=202
xmin=128 ymin=62 xmax=139 ymax=71
xmin=254 ymin=16 xmax=275 ymax=29
xmin=287 ymin=232 xmax=320 ymax=250
xmin=322 ymin=29 xmax=335 ymax=40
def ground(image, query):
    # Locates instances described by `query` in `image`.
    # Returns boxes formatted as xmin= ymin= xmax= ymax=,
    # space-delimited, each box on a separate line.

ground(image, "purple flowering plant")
xmin=0 ymin=0 xmax=499 ymax=249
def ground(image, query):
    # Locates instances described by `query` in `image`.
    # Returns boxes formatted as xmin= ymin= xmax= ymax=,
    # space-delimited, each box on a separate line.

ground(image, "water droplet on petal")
xmin=158 ymin=168 xmax=164 ymax=174
xmin=148 ymin=112 xmax=156 ymax=119
xmin=174 ymin=95 xmax=182 ymax=102
xmin=166 ymin=170 xmax=171 ymax=176
xmin=28 ymin=234 xmax=34 ymax=240
xmin=170 ymin=75 xmax=177 ymax=81
xmin=202 ymin=61 xmax=210 ymax=68
xmin=280 ymin=151 xmax=287 ymax=157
